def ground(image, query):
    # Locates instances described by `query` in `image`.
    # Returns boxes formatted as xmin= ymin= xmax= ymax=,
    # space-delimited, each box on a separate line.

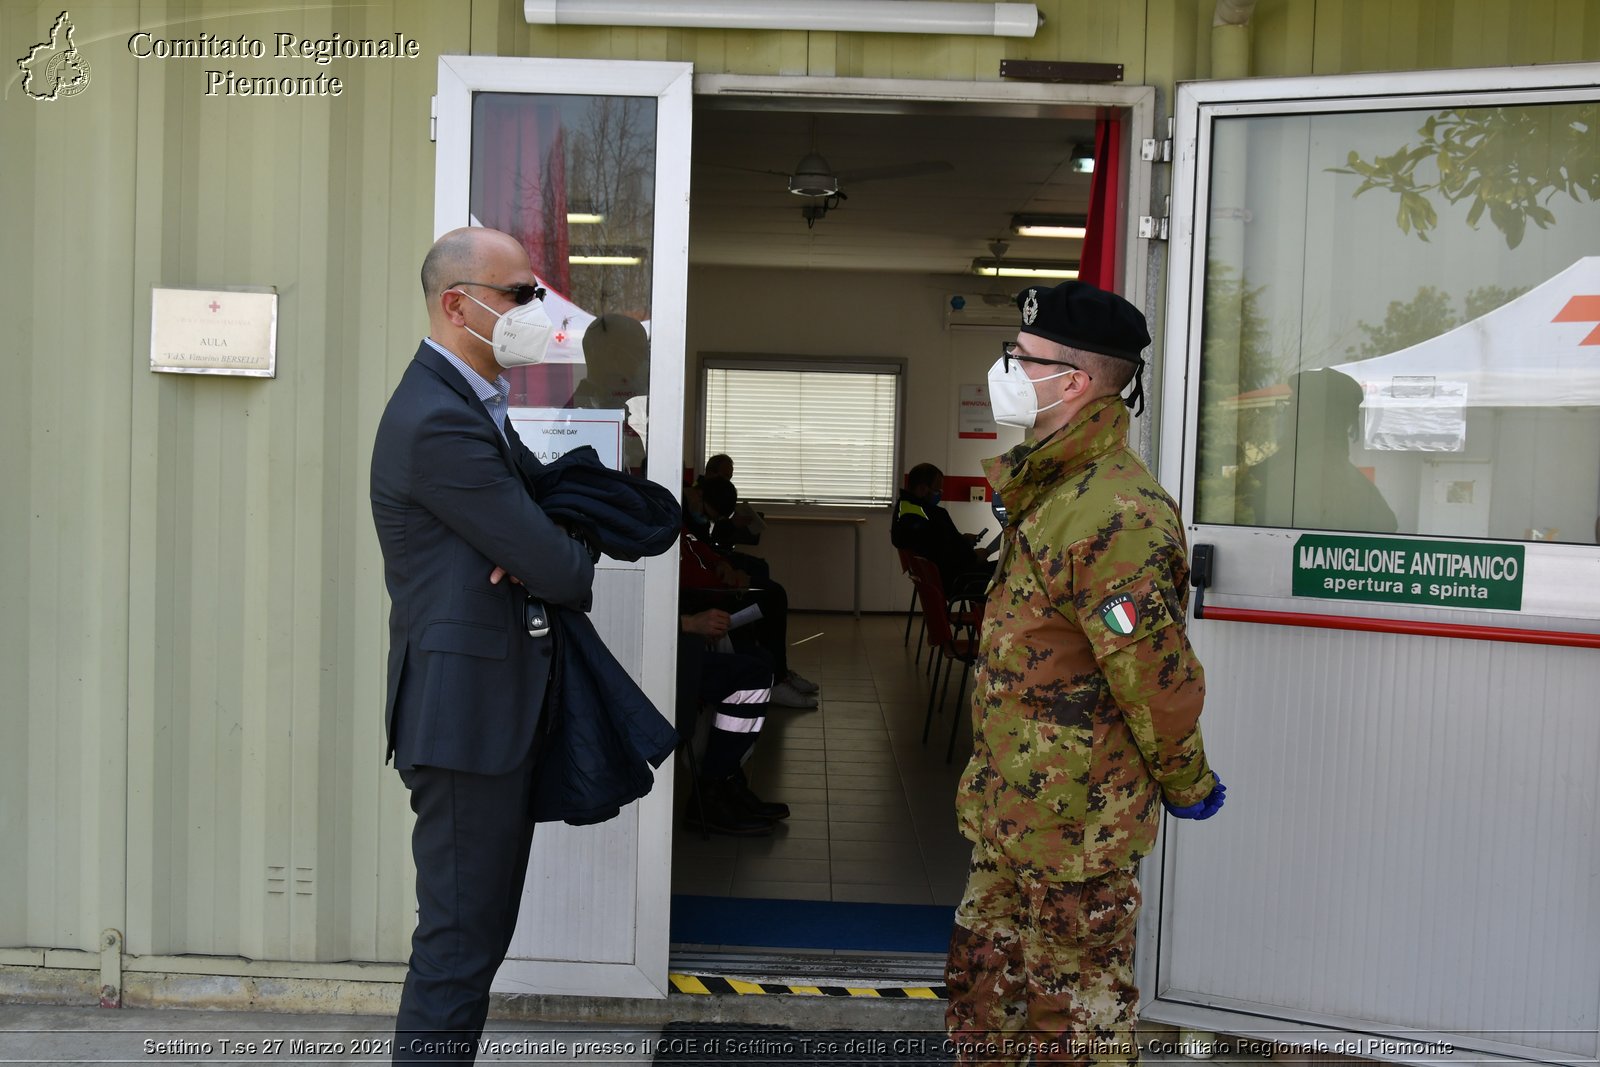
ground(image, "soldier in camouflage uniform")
xmin=946 ymin=281 xmax=1226 ymax=1066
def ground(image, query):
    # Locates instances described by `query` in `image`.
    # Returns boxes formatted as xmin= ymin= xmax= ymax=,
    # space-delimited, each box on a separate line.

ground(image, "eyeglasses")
xmin=1001 ymin=340 xmax=1091 ymax=379
xmin=448 ymin=280 xmax=546 ymax=305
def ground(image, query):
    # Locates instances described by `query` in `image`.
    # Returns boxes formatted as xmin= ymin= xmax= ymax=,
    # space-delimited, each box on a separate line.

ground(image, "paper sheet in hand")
xmin=734 ymin=501 xmax=766 ymax=537
xmin=728 ymin=603 xmax=764 ymax=630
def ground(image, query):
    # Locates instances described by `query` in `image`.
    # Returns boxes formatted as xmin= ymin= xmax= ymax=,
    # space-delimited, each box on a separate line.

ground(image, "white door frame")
xmin=435 ymin=60 xmax=1158 ymax=997
xmin=435 ymin=54 xmax=692 ymax=999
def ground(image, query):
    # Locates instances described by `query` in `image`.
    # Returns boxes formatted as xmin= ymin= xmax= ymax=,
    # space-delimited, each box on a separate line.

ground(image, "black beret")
xmin=1015 ymin=281 xmax=1150 ymax=362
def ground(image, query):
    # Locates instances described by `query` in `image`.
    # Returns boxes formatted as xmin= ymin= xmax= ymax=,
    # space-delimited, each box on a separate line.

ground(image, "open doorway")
xmin=669 ymin=88 xmax=1141 ymax=968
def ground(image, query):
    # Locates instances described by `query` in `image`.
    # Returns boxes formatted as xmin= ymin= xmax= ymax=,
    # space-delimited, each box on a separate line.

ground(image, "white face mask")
xmin=455 ymin=290 xmax=554 ymax=368
xmin=986 ymin=356 xmax=1074 ymax=428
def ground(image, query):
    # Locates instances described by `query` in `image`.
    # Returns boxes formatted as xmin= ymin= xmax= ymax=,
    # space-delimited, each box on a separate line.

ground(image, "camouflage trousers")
xmin=945 ymin=840 xmax=1141 ymax=1066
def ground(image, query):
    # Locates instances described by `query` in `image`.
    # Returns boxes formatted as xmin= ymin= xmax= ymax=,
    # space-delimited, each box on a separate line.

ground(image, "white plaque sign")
xmin=150 ymin=286 xmax=278 ymax=377
xmin=509 ymin=407 xmax=625 ymax=470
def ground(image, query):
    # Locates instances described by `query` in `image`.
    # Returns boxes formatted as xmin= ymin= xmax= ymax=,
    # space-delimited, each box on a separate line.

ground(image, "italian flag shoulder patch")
xmin=1100 ymin=593 xmax=1138 ymax=636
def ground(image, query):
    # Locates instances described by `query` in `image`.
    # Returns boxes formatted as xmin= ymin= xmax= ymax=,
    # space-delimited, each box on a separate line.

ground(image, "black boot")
xmin=725 ymin=771 xmax=790 ymax=820
xmin=685 ymin=778 xmax=773 ymax=837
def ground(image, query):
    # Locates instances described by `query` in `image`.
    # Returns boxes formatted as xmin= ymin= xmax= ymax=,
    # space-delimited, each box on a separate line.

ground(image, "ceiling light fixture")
xmin=1011 ymin=213 xmax=1088 ymax=239
xmin=566 ymin=211 xmax=605 ymax=225
xmin=524 ymin=0 xmax=1041 ymax=37
xmin=787 ymin=153 xmax=839 ymax=197
xmin=972 ymin=258 xmax=1079 ymax=279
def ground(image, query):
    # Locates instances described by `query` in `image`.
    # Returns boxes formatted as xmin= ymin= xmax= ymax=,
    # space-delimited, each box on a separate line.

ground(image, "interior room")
xmin=665 ymin=96 xmax=1107 ymax=963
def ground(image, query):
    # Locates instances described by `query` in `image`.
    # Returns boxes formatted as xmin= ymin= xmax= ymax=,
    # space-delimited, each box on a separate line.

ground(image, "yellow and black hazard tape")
xmin=670 ymin=974 xmax=947 ymax=999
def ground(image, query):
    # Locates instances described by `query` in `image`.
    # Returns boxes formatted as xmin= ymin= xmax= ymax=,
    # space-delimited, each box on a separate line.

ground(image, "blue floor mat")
xmin=671 ymin=894 xmax=955 ymax=954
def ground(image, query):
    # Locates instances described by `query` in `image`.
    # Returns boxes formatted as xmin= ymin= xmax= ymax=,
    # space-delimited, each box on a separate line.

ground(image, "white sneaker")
xmin=770 ymin=681 xmax=818 ymax=708
xmin=784 ymin=670 xmax=819 ymax=695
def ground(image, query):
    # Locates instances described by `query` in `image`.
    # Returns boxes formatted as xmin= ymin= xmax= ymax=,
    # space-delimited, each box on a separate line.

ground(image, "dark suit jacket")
xmin=371 ymin=341 xmax=595 ymax=774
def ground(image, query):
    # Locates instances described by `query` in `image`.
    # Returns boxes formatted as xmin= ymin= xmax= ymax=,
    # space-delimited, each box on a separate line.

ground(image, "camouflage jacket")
xmin=956 ymin=396 xmax=1216 ymax=881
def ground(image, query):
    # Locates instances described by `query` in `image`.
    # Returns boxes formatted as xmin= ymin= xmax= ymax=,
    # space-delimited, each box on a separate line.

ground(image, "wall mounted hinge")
xmin=429 ymin=95 xmax=437 ymax=143
xmin=1139 ymin=195 xmax=1171 ymax=241
xmin=1141 ymin=118 xmax=1175 ymax=162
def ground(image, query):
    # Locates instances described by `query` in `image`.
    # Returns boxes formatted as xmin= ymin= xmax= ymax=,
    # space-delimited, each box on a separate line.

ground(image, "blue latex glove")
xmin=1164 ymin=776 xmax=1225 ymax=820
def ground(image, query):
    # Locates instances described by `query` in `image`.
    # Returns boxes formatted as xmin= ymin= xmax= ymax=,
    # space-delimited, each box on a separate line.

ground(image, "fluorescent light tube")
xmin=570 ymin=254 xmax=642 ymax=266
xmin=525 ymin=1 xmax=1041 ymax=37
xmin=972 ymin=260 xmax=1079 ymax=279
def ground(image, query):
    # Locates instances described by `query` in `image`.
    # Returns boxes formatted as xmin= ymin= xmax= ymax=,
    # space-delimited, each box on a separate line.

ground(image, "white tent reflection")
xmin=1334 ymin=256 xmax=1600 ymax=410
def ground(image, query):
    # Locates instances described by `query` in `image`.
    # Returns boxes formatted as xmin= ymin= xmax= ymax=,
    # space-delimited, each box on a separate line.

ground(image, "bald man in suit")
xmin=372 ymin=227 xmax=594 ymax=1063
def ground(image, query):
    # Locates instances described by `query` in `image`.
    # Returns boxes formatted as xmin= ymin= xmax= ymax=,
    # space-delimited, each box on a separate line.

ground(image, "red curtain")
xmin=1077 ymin=116 xmax=1122 ymax=292
xmin=470 ymin=96 xmax=573 ymax=405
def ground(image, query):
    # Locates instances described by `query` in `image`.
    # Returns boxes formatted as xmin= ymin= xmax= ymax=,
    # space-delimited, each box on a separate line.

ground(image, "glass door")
xmin=434 ymin=55 xmax=691 ymax=998
xmin=1145 ymin=64 xmax=1600 ymax=1062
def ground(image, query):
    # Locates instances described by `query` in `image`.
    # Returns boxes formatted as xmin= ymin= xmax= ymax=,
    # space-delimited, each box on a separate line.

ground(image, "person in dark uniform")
xmin=677 ymin=607 xmax=791 ymax=836
xmin=892 ymin=462 xmax=994 ymax=596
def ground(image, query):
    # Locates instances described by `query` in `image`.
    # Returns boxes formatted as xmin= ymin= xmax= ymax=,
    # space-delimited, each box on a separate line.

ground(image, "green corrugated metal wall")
xmin=1 ymin=0 xmax=1595 ymax=977
xmin=1 ymin=0 xmax=466 ymax=970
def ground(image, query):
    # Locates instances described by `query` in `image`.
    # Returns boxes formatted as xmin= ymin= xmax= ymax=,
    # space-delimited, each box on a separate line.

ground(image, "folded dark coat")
xmin=531 ymin=608 xmax=681 ymax=825
xmin=523 ymin=447 xmax=683 ymax=825
xmin=529 ymin=446 xmax=682 ymax=561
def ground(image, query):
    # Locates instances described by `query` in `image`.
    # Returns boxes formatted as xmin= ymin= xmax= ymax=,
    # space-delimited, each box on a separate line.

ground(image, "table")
xmin=763 ymin=515 xmax=868 ymax=617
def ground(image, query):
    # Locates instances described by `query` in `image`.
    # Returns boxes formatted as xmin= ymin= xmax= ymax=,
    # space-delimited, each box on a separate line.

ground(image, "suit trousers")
xmin=394 ymin=748 xmax=538 ymax=1065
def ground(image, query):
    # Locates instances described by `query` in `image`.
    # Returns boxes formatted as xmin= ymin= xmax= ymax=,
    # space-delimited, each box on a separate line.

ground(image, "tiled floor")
xmin=670 ymin=612 xmax=975 ymax=908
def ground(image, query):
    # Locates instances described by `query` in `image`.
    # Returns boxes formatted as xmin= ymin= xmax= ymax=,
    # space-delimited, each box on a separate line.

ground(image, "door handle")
xmin=1190 ymin=543 xmax=1215 ymax=619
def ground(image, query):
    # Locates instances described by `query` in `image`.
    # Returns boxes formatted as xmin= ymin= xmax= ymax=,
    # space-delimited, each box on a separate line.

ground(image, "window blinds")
xmin=702 ymin=363 xmax=900 ymax=506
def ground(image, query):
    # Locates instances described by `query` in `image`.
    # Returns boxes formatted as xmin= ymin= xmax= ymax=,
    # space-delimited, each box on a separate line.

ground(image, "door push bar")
xmin=1189 ymin=543 xmax=1600 ymax=650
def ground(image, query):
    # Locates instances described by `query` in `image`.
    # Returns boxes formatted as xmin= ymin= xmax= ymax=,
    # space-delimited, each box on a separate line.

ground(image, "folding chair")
xmin=907 ymin=555 xmax=983 ymax=762
xmin=897 ymin=547 xmax=927 ymax=666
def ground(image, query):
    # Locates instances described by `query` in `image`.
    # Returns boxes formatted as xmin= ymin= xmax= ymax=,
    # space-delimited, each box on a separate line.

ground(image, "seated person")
xmin=677 ymin=608 xmax=790 ymax=837
xmin=697 ymin=454 xmax=764 ymax=546
xmin=681 ymin=522 xmax=818 ymax=708
xmin=681 ymin=481 xmax=714 ymax=543
xmin=697 ymin=477 xmax=769 ymax=578
xmin=892 ymin=462 xmax=994 ymax=596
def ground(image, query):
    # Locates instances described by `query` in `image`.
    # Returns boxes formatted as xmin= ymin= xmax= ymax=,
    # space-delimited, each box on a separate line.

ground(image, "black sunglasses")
xmin=1001 ymin=340 xmax=1090 ymax=379
xmin=449 ymin=280 xmax=546 ymax=306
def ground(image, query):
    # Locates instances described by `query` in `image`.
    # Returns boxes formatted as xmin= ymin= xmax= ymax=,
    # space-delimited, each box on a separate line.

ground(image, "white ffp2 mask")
xmin=985 ymin=357 xmax=1073 ymax=428
xmin=456 ymin=290 xmax=554 ymax=368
